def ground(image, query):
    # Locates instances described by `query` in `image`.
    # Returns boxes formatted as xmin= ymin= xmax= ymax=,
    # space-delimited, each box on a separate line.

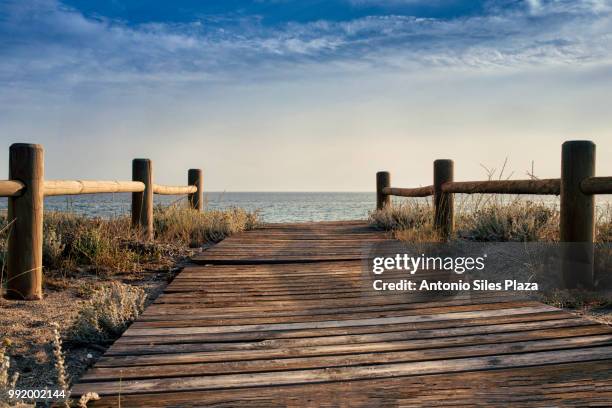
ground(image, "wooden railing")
xmin=376 ymin=140 xmax=612 ymax=289
xmin=0 ymin=143 xmax=203 ymax=300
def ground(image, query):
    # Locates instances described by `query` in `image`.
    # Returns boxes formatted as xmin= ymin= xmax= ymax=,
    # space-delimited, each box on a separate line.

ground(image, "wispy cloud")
xmin=0 ymin=0 xmax=611 ymax=91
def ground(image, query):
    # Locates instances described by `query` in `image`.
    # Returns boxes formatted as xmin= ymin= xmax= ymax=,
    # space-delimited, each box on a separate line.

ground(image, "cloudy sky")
xmin=1 ymin=0 xmax=611 ymax=191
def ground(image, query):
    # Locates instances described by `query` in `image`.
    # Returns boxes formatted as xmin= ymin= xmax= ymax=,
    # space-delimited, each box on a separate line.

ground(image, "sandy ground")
xmin=0 ymin=257 xmax=191 ymax=405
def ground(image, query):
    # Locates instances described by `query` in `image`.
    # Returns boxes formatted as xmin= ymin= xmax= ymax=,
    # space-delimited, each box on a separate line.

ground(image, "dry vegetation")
xmin=369 ymin=197 xmax=612 ymax=243
xmin=0 ymin=204 xmax=260 ymax=406
xmin=369 ymin=196 xmax=612 ymax=324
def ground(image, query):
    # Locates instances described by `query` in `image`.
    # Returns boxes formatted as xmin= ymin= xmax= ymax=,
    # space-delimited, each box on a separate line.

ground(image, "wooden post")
xmin=434 ymin=159 xmax=454 ymax=240
xmin=560 ymin=140 xmax=595 ymax=289
xmin=132 ymin=159 xmax=153 ymax=241
xmin=6 ymin=143 xmax=44 ymax=300
xmin=376 ymin=171 xmax=391 ymax=210
xmin=188 ymin=169 xmax=203 ymax=211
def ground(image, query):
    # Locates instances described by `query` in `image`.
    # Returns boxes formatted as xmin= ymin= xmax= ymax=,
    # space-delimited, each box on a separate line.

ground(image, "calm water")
xmin=0 ymin=193 xmax=608 ymax=223
xmin=0 ymin=192 xmax=376 ymax=223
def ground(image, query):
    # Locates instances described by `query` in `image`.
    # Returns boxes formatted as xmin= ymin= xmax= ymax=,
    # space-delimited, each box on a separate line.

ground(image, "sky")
xmin=1 ymin=0 xmax=611 ymax=191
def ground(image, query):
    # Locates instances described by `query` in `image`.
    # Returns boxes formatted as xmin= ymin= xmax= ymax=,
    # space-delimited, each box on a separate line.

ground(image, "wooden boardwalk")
xmin=73 ymin=221 xmax=612 ymax=407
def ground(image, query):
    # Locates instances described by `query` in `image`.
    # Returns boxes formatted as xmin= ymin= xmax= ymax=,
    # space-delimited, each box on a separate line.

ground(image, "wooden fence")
xmin=0 ymin=143 xmax=203 ymax=300
xmin=376 ymin=140 xmax=612 ymax=289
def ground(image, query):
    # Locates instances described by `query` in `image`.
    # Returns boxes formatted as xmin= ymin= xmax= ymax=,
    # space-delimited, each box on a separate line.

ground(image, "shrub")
xmin=43 ymin=228 xmax=66 ymax=270
xmin=44 ymin=212 xmax=138 ymax=273
xmin=457 ymin=201 xmax=559 ymax=242
xmin=369 ymin=202 xmax=433 ymax=231
xmin=369 ymin=202 xmax=441 ymax=242
xmin=154 ymin=204 xmax=260 ymax=246
xmin=597 ymin=205 xmax=612 ymax=243
xmin=69 ymin=282 xmax=146 ymax=344
xmin=2 ymin=205 xmax=261 ymax=279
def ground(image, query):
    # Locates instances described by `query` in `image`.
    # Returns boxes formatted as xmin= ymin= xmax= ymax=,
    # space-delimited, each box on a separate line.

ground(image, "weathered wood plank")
xmin=72 ymin=221 xmax=612 ymax=406
xmin=94 ymin=326 xmax=612 ymax=367
xmin=111 ymin=311 xmax=574 ymax=346
xmin=122 ymin=305 xmax=561 ymax=336
xmin=84 ymin=335 xmax=612 ymax=380
xmin=104 ymin=318 xmax=600 ymax=356
xmin=72 ymin=346 xmax=612 ymax=396
xmin=84 ymin=360 xmax=612 ymax=407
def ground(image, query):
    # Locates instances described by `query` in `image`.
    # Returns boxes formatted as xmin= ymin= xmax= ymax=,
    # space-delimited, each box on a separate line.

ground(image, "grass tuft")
xmin=68 ymin=282 xmax=147 ymax=344
xmin=370 ymin=198 xmax=611 ymax=244
xmin=597 ymin=204 xmax=612 ymax=243
xmin=368 ymin=202 xmax=441 ymax=241
xmin=154 ymin=204 xmax=260 ymax=247
xmin=456 ymin=200 xmax=559 ymax=242
xmin=0 ymin=205 xmax=260 ymax=279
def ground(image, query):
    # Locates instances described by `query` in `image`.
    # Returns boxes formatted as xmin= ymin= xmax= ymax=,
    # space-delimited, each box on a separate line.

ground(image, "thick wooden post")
xmin=434 ymin=159 xmax=454 ymax=240
xmin=188 ymin=169 xmax=203 ymax=211
xmin=6 ymin=143 xmax=44 ymax=300
xmin=132 ymin=159 xmax=153 ymax=241
xmin=560 ymin=140 xmax=595 ymax=288
xmin=376 ymin=171 xmax=391 ymax=210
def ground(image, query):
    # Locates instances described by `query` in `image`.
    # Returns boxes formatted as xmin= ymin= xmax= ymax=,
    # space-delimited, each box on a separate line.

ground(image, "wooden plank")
xmin=95 ymin=326 xmax=612 ymax=366
xmin=142 ymin=293 xmax=525 ymax=317
xmin=111 ymin=311 xmax=574 ymax=346
xmin=72 ymin=221 xmax=612 ymax=406
xmin=129 ymin=301 xmax=544 ymax=328
xmin=103 ymin=318 xmax=599 ymax=356
xmin=84 ymin=360 xmax=612 ymax=407
xmin=85 ymin=335 xmax=612 ymax=380
xmin=72 ymin=346 xmax=612 ymax=395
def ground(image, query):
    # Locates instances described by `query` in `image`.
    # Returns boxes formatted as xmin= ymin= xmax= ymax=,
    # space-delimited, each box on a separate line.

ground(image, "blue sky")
xmin=1 ymin=1 xmax=611 ymax=190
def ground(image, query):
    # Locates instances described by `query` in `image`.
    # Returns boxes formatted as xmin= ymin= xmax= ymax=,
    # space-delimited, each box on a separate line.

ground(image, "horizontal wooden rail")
xmin=43 ymin=180 xmax=145 ymax=196
xmin=382 ymin=186 xmax=433 ymax=197
xmin=581 ymin=176 xmax=612 ymax=195
xmin=442 ymin=179 xmax=560 ymax=195
xmin=152 ymin=184 xmax=197 ymax=195
xmin=0 ymin=180 xmax=25 ymax=197
xmin=382 ymin=179 xmax=562 ymax=197
xmin=376 ymin=140 xmax=609 ymax=290
xmin=3 ymin=143 xmax=204 ymax=301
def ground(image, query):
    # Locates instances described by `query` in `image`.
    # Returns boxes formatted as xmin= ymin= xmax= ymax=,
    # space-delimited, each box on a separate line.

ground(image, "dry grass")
xmin=368 ymin=197 xmax=611 ymax=243
xmin=369 ymin=201 xmax=441 ymax=242
xmin=154 ymin=204 xmax=260 ymax=247
xmin=456 ymin=200 xmax=559 ymax=242
xmin=68 ymin=282 xmax=147 ymax=345
xmin=0 ymin=205 xmax=260 ymax=280
xmin=1 ymin=346 xmax=27 ymax=408
xmin=0 ymin=204 xmax=260 ymax=405
xmin=597 ymin=204 xmax=612 ymax=243
xmin=42 ymin=212 xmax=138 ymax=273
xmin=369 ymin=196 xmax=612 ymax=324
xmin=1 ymin=330 xmax=99 ymax=408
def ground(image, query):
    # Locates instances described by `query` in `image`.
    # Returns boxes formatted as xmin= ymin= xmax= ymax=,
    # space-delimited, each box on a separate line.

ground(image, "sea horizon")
xmin=1 ymin=191 xmax=609 ymax=223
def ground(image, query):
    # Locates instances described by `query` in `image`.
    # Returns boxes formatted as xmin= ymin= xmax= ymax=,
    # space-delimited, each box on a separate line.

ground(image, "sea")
xmin=0 ymin=192 xmax=377 ymax=223
xmin=0 ymin=193 xmax=608 ymax=223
